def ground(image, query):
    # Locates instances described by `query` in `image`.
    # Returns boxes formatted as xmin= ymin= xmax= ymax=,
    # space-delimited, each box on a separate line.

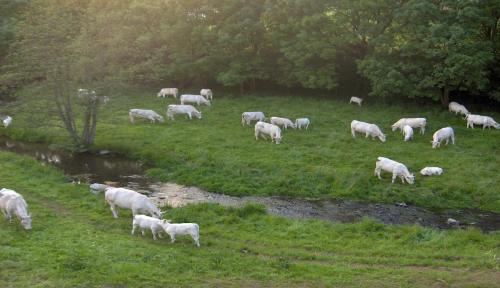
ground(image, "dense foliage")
xmin=1 ymin=0 xmax=499 ymax=105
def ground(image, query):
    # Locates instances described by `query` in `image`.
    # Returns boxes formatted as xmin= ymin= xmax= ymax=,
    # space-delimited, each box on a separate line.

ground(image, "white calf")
xmin=465 ymin=114 xmax=500 ymax=129
xmin=166 ymin=105 xmax=202 ymax=120
xmin=0 ymin=188 xmax=32 ymax=230
xmin=391 ymin=118 xmax=427 ymax=134
xmin=131 ymin=215 xmax=166 ymax=240
xmin=180 ymin=94 xmax=211 ymax=106
xmin=270 ymin=117 xmax=296 ymax=130
xmin=349 ymin=97 xmax=363 ymax=106
xmin=420 ymin=167 xmax=443 ymax=176
xmin=403 ymin=125 xmax=413 ymax=142
xmin=374 ymin=157 xmax=415 ymax=184
xmin=105 ymin=187 xmax=162 ymax=219
xmin=295 ymin=118 xmax=310 ymax=130
xmin=200 ymin=89 xmax=213 ymax=100
xmin=255 ymin=121 xmax=282 ymax=144
xmin=160 ymin=221 xmax=200 ymax=247
xmin=351 ymin=120 xmax=386 ymax=142
xmin=448 ymin=102 xmax=469 ymax=116
xmin=241 ymin=112 xmax=265 ymax=126
xmin=129 ymin=109 xmax=164 ymax=124
xmin=3 ymin=116 xmax=12 ymax=128
xmin=431 ymin=127 xmax=454 ymax=149
xmin=157 ymin=88 xmax=178 ymax=98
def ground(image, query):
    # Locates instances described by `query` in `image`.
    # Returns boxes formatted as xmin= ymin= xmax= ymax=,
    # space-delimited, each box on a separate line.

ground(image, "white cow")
xmin=351 ymin=120 xmax=386 ymax=142
xmin=0 ymin=188 xmax=32 ymax=230
xmin=374 ymin=157 xmax=415 ymax=184
xmin=129 ymin=109 xmax=164 ymax=124
xmin=295 ymin=118 xmax=310 ymax=130
xmin=255 ymin=121 xmax=282 ymax=144
xmin=391 ymin=118 xmax=427 ymax=134
xmin=131 ymin=215 xmax=166 ymax=240
xmin=104 ymin=187 xmax=162 ymax=219
xmin=200 ymin=89 xmax=213 ymax=100
xmin=241 ymin=112 xmax=265 ymax=126
xmin=180 ymin=94 xmax=211 ymax=106
xmin=270 ymin=117 xmax=296 ymax=130
xmin=403 ymin=125 xmax=413 ymax=142
xmin=349 ymin=97 xmax=363 ymax=106
xmin=160 ymin=220 xmax=200 ymax=247
xmin=3 ymin=116 xmax=12 ymax=128
xmin=448 ymin=102 xmax=470 ymax=116
xmin=431 ymin=127 xmax=455 ymax=149
xmin=420 ymin=167 xmax=443 ymax=176
xmin=157 ymin=88 xmax=178 ymax=98
xmin=465 ymin=114 xmax=500 ymax=129
xmin=166 ymin=105 xmax=202 ymax=120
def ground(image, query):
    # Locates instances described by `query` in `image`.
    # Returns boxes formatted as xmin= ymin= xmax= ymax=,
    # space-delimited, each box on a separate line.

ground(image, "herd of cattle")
xmin=0 ymin=90 xmax=499 ymax=239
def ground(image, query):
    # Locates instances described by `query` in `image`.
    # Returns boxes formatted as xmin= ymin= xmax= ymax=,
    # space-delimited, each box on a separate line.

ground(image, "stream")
xmin=1 ymin=135 xmax=499 ymax=232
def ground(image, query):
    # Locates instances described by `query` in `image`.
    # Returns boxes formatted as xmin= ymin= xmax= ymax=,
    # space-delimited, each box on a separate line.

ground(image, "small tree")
xmin=8 ymin=0 xmax=107 ymax=148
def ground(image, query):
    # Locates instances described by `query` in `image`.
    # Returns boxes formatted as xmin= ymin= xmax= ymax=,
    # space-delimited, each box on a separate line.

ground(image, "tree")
xmin=8 ymin=0 xmax=108 ymax=148
xmin=359 ymin=0 xmax=494 ymax=106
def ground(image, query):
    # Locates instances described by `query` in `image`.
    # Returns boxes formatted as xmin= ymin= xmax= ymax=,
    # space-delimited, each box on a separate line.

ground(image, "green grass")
xmin=0 ymin=151 xmax=499 ymax=287
xmin=3 ymin=85 xmax=500 ymax=212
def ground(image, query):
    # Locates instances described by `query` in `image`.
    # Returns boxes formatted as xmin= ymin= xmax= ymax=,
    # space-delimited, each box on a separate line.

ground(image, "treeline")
xmin=1 ymin=0 xmax=500 ymax=106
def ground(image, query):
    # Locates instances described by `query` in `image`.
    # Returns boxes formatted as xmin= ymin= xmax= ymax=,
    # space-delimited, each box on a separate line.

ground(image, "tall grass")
xmin=3 ymin=85 xmax=500 ymax=211
xmin=0 ymin=151 xmax=499 ymax=287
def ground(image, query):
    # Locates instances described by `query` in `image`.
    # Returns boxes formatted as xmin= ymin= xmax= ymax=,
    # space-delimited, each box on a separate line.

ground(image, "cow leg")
xmin=391 ymin=173 xmax=397 ymax=183
xmin=151 ymin=228 xmax=157 ymax=240
xmin=131 ymin=224 xmax=137 ymax=235
xmin=170 ymin=234 xmax=176 ymax=243
xmin=141 ymin=229 xmax=145 ymax=236
xmin=110 ymin=204 xmax=118 ymax=218
xmin=351 ymin=129 xmax=356 ymax=138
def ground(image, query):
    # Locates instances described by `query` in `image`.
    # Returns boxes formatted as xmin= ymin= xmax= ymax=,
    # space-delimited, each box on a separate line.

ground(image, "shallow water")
xmin=1 ymin=135 xmax=499 ymax=232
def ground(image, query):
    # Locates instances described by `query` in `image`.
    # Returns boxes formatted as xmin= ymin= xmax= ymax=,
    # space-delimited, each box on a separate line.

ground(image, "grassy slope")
xmin=3 ymin=85 xmax=500 ymax=212
xmin=0 ymin=151 xmax=499 ymax=287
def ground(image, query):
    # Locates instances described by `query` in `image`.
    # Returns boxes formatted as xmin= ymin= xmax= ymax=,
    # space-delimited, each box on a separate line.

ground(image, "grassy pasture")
xmin=3 ymin=85 xmax=500 ymax=212
xmin=0 ymin=151 xmax=499 ymax=287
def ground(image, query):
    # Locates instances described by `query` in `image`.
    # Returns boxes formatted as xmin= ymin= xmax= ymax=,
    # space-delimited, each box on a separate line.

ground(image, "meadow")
xmin=4 ymin=85 xmax=500 ymax=212
xmin=0 ymin=151 xmax=499 ymax=287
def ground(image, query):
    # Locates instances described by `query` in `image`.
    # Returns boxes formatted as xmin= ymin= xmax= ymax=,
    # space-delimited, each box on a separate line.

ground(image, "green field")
xmin=4 ymin=86 xmax=500 ymax=212
xmin=0 ymin=151 xmax=499 ymax=287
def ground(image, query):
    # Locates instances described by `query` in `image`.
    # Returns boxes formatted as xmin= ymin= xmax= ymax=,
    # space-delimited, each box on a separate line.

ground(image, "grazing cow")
xmin=420 ymin=167 xmax=443 ymax=176
xmin=391 ymin=118 xmax=427 ymax=134
xmin=3 ymin=116 xmax=12 ymax=128
xmin=465 ymin=114 xmax=500 ymax=129
xmin=295 ymin=118 xmax=310 ymax=130
xmin=255 ymin=121 xmax=282 ymax=144
xmin=241 ymin=112 xmax=265 ymax=126
xmin=374 ymin=157 xmax=415 ymax=184
xmin=160 ymin=220 xmax=200 ymax=247
xmin=129 ymin=109 xmax=164 ymax=124
xmin=166 ymin=105 xmax=202 ymax=120
xmin=403 ymin=125 xmax=413 ymax=142
xmin=157 ymin=88 xmax=178 ymax=98
xmin=448 ymin=102 xmax=470 ymax=116
xmin=431 ymin=127 xmax=455 ymax=149
xmin=351 ymin=120 xmax=386 ymax=142
xmin=131 ymin=215 xmax=166 ymax=240
xmin=270 ymin=117 xmax=296 ymax=130
xmin=200 ymin=89 xmax=213 ymax=100
xmin=180 ymin=94 xmax=211 ymax=106
xmin=0 ymin=188 xmax=32 ymax=230
xmin=349 ymin=97 xmax=363 ymax=106
xmin=104 ymin=187 xmax=162 ymax=219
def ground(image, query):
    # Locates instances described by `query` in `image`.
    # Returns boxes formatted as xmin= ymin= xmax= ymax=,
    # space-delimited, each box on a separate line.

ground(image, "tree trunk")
xmin=440 ymin=87 xmax=450 ymax=108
